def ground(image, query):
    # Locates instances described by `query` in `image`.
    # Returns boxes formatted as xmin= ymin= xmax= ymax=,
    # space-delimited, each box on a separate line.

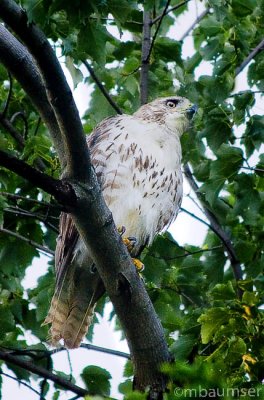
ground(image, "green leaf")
xmin=107 ymin=0 xmax=135 ymax=24
xmin=199 ymin=15 xmax=223 ymax=36
xmin=118 ymin=379 xmax=133 ymax=395
xmin=81 ymin=365 xmax=111 ymax=396
xmin=65 ymin=57 xmax=83 ymax=88
xmin=170 ymin=334 xmax=197 ymax=360
xmin=233 ymin=91 xmax=255 ymax=125
xmin=231 ymin=0 xmax=257 ymax=16
xmin=0 ymin=306 xmax=15 ymax=339
xmin=198 ymin=308 xmax=229 ymax=344
xmin=200 ymin=38 xmax=223 ymax=60
xmin=210 ymin=282 xmax=236 ymax=301
xmin=154 ymin=38 xmax=182 ymax=64
xmin=199 ymin=144 xmax=243 ymax=205
xmin=242 ymin=291 xmax=259 ymax=306
xmin=77 ymin=22 xmax=110 ymax=65
xmin=242 ymin=115 xmax=264 ymax=157
xmin=226 ymin=336 xmax=247 ymax=365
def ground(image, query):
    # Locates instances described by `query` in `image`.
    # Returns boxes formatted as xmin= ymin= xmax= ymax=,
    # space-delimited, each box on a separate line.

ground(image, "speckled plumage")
xmin=44 ymin=96 xmax=193 ymax=348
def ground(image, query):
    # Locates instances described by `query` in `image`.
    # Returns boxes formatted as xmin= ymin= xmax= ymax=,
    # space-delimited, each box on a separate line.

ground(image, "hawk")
xmin=44 ymin=96 xmax=196 ymax=348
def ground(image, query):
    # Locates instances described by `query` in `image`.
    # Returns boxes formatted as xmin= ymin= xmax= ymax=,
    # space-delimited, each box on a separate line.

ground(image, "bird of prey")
xmin=44 ymin=96 xmax=196 ymax=349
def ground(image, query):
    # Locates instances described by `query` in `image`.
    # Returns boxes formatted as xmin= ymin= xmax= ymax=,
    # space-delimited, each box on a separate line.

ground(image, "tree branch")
xmin=183 ymin=164 xmax=243 ymax=286
xmin=4 ymin=207 xmax=59 ymax=233
xmin=4 ymin=344 xmax=130 ymax=360
xmin=148 ymin=245 xmax=222 ymax=261
xmin=235 ymin=37 xmax=264 ymax=76
xmin=0 ymin=25 xmax=64 ymax=165
xmin=0 ymin=191 xmax=60 ymax=209
xmin=0 ymin=149 xmax=76 ymax=208
xmin=0 ymin=111 xmax=25 ymax=149
xmin=0 ymin=0 xmax=90 ymax=182
xmin=0 ymin=350 xmax=88 ymax=397
xmin=140 ymin=9 xmax=152 ymax=104
xmin=83 ymin=60 xmax=123 ymax=115
xmin=180 ymin=206 xmax=212 ymax=230
xmin=0 ymin=371 xmax=44 ymax=399
xmin=80 ymin=343 xmax=130 ymax=359
xmin=145 ymin=0 xmax=172 ymax=65
xmin=180 ymin=8 xmax=209 ymax=41
xmin=0 ymin=227 xmax=54 ymax=256
xmin=151 ymin=0 xmax=190 ymax=25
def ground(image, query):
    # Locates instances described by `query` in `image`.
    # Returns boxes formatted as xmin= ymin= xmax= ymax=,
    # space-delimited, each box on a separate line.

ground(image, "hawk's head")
xmin=134 ymin=96 xmax=196 ymax=136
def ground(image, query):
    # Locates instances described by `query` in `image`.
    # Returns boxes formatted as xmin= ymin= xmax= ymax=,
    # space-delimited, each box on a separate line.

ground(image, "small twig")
xmin=1 ymin=71 xmax=13 ymax=118
xmin=0 ymin=371 xmax=44 ymax=399
xmin=83 ymin=60 xmax=122 ymax=115
xmin=10 ymin=111 xmax=28 ymax=140
xmin=163 ymin=286 xmax=198 ymax=306
xmin=180 ymin=207 xmax=211 ymax=230
xmin=80 ymin=343 xmax=130 ymax=359
xmin=235 ymin=37 xmax=264 ymax=76
xmin=145 ymin=0 xmax=172 ymax=64
xmin=229 ymin=90 xmax=264 ymax=98
xmin=151 ymin=0 xmax=190 ymax=25
xmin=6 ymin=343 xmax=130 ymax=359
xmin=66 ymin=349 xmax=73 ymax=381
xmin=0 ymin=350 xmax=88 ymax=397
xmin=183 ymin=164 xmax=243 ymax=288
xmin=148 ymin=245 xmax=222 ymax=261
xmin=0 ymin=191 xmax=61 ymax=209
xmin=34 ymin=116 xmax=42 ymax=136
xmin=241 ymin=166 xmax=264 ymax=173
xmin=180 ymin=8 xmax=209 ymax=40
xmin=0 ymin=227 xmax=54 ymax=256
xmin=0 ymin=112 xmax=25 ymax=149
xmin=4 ymin=207 xmax=59 ymax=233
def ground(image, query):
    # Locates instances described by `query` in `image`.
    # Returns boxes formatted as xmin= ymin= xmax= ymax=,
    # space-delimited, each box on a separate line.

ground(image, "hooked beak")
xmin=187 ymin=104 xmax=198 ymax=119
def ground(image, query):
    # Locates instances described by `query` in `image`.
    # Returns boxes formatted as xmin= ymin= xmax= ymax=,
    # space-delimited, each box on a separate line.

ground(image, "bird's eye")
xmin=166 ymin=100 xmax=179 ymax=108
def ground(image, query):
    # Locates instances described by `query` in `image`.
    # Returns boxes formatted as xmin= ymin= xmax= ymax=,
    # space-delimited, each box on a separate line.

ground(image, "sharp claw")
xmin=118 ymin=226 xmax=126 ymax=236
xmin=127 ymin=236 xmax=137 ymax=246
xmin=132 ymin=258 xmax=145 ymax=273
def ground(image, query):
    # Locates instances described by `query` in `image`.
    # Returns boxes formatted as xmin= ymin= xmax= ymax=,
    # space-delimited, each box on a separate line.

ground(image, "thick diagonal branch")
xmin=0 ymin=0 xmax=90 ymax=181
xmin=0 ymin=25 xmax=64 ymax=165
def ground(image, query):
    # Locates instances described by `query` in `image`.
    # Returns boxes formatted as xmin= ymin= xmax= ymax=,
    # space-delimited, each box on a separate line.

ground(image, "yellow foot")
xmin=132 ymin=258 xmax=145 ymax=273
xmin=123 ymin=237 xmax=137 ymax=253
xmin=118 ymin=226 xmax=137 ymax=253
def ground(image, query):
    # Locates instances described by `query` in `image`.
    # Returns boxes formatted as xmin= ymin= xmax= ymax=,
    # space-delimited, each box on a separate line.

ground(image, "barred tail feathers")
xmin=43 ymin=294 xmax=95 ymax=349
xmin=43 ymin=264 xmax=105 ymax=349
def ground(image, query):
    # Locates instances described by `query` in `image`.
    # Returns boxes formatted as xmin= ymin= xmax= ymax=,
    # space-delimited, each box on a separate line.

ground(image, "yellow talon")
xmin=132 ymin=258 xmax=145 ymax=272
xmin=123 ymin=237 xmax=135 ymax=253
xmin=118 ymin=226 xmax=144 ymax=273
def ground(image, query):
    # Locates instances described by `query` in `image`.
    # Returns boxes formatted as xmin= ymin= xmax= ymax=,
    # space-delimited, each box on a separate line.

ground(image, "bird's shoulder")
xmin=87 ymin=114 xmax=130 ymax=149
xmin=87 ymin=112 xmax=170 ymax=154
